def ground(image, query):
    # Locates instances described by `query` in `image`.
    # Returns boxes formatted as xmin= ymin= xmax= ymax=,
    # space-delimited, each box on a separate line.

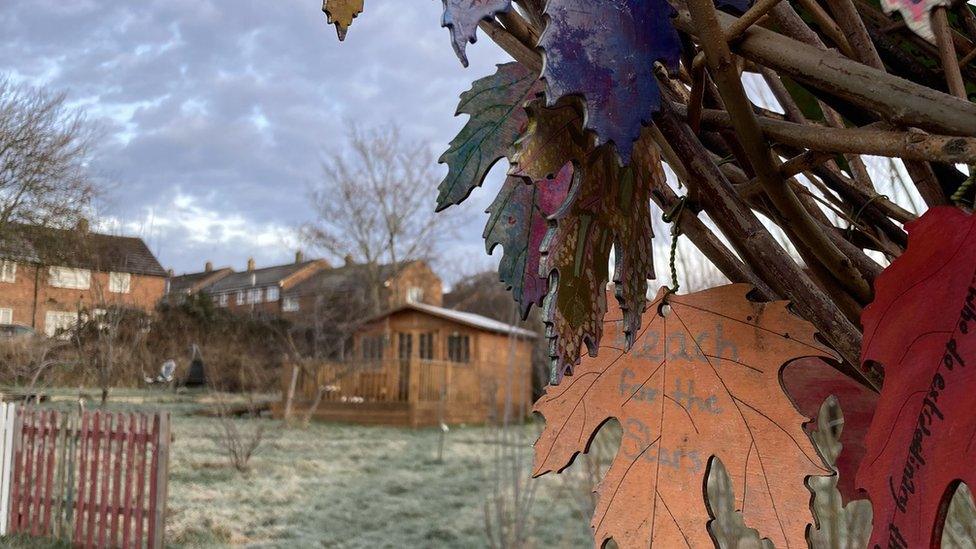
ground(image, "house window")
xmin=236 ymin=290 xmax=245 ymax=305
xmin=0 ymin=308 xmax=12 ymax=324
xmin=49 ymin=267 xmax=91 ymax=290
xmin=361 ymin=335 xmax=384 ymax=361
xmin=0 ymin=261 xmax=15 ymax=283
xmin=266 ymin=286 xmax=280 ymax=302
xmin=447 ymin=334 xmax=471 ymax=363
xmin=419 ymin=332 xmax=435 ymax=361
xmin=45 ymin=311 xmax=79 ymax=337
xmin=218 ymin=293 xmax=228 ymax=307
xmin=407 ymin=286 xmax=424 ymax=303
xmin=108 ymin=272 xmax=131 ymax=293
xmin=248 ymin=288 xmax=262 ymax=304
xmin=282 ymin=296 xmax=300 ymax=312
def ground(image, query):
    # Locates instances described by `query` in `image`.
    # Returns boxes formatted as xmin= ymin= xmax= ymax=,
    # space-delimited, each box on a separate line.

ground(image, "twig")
xmin=724 ymin=0 xmax=784 ymax=43
xmin=932 ymin=7 xmax=968 ymax=99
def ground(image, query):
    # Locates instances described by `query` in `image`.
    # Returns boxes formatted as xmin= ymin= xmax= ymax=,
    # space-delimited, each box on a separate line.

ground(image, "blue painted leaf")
xmin=484 ymin=166 xmax=574 ymax=319
xmin=441 ymin=0 xmax=513 ymax=67
xmin=540 ymin=0 xmax=681 ymax=163
xmin=436 ymin=63 xmax=543 ymax=211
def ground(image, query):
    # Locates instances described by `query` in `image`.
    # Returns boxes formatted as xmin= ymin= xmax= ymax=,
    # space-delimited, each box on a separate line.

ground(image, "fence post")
xmin=0 ymin=403 xmax=15 ymax=536
xmin=149 ymin=413 xmax=170 ymax=549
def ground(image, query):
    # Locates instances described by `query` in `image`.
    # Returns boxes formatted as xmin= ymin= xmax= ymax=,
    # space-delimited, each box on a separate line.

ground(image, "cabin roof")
xmin=374 ymin=302 xmax=538 ymax=339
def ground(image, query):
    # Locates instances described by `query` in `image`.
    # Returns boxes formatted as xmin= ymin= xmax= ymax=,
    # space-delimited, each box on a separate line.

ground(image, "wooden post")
xmin=283 ymin=363 xmax=299 ymax=423
xmin=149 ymin=412 xmax=170 ymax=549
xmin=0 ymin=403 xmax=15 ymax=536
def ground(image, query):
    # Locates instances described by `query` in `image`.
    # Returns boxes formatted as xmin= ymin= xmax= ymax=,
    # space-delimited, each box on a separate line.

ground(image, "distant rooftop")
xmin=379 ymin=301 xmax=537 ymax=339
xmin=205 ymin=259 xmax=325 ymax=293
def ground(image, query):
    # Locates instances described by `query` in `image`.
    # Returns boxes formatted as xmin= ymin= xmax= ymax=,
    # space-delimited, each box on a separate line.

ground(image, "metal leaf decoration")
xmin=436 ymin=62 xmax=543 ymax=211
xmin=540 ymin=0 xmax=681 ymax=163
xmin=322 ymin=0 xmax=364 ymax=41
xmin=509 ymin=99 xmax=590 ymax=182
xmin=441 ymin=0 xmax=513 ymax=67
xmin=534 ymin=285 xmax=835 ymax=548
xmin=857 ymin=206 xmax=976 ymax=548
xmin=484 ymin=167 xmax=574 ymax=319
xmin=878 ymin=0 xmax=949 ymax=41
xmin=540 ymin=134 xmax=658 ymax=381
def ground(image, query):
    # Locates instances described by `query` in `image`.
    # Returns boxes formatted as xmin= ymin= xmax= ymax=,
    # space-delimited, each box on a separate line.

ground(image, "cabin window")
xmin=108 ymin=272 xmax=131 ymax=293
xmin=407 ymin=286 xmax=424 ymax=303
xmin=361 ymin=335 xmax=384 ymax=361
xmin=0 ymin=261 xmax=16 ymax=283
xmin=49 ymin=266 xmax=91 ymax=290
xmin=266 ymin=286 xmax=280 ymax=302
xmin=0 ymin=308 xmax=12 ymax=324
xmin=419 ymin=332 xmax=435 ymax=360
xmin=448 ymin=333 xmax=471 ymax=363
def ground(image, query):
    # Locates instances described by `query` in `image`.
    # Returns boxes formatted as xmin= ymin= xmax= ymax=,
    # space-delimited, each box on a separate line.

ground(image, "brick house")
xmin=164 ymin=261 xmax=233 ymax=304
xmin=0 ymin=223 xmax=167 ymax=336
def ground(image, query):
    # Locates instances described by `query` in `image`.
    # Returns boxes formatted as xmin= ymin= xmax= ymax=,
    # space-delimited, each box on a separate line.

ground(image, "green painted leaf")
xmin=436 ymin=63 xmax=543 ymax=211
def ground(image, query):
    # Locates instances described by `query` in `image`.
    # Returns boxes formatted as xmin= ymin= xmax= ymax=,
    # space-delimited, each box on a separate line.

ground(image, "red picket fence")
xmin=5 ymin=408 xmax=171 ymax=548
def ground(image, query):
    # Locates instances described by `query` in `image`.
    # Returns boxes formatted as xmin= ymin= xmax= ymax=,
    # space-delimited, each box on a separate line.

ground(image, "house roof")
xmin=205 ymin=260 xmax=324 ymax=293
xmin=375 ymin=302 xmax=538 ymax=339
xmin=284 ymin=261 xmax=414 ymax=297
xmin=0 ymin=223 xmax=167 ymax=277
xmin=167 ymin=268 xmax=233 ymax=295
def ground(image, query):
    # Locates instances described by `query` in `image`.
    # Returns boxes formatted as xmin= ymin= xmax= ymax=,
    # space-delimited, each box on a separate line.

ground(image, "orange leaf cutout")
xmin=533 ymin=285 xmax=835 ymax=548
xmin=323 ymin=0 xmax=364 ymax=41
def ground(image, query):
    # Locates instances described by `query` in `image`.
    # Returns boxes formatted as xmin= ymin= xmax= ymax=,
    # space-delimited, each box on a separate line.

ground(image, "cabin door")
xmin=397 ymin=332 xmax=413 ymax=401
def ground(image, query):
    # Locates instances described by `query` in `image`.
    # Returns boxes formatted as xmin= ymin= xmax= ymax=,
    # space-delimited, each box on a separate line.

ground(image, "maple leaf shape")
xmin=533 ymin=285 xmax=835 ymax=548
xmin=436 ymin=62 xmax=543 ymax=211
xmin=782 ymin=357 xmax=878 ymax=503
xmin=322 ymin=0 xmax=364 ymax=41
xmin=878 ymin=0 xmax=948 ymax=42
xmin=856 ymin=206 xmax=976 ymax=548
xmin=540 ymin=136 xmax=658 ymax=381
xmin=441 ymin=0 xmax=513 ymax=67
xmin=484 ymin=167 xmax=574 ymax=320
xmin=539 ymin=0 xmax=681 ymax=164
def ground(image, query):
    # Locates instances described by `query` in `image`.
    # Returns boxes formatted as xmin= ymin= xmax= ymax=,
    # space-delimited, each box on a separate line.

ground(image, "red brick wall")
xmin=0 ymin=262 xmax=165 ymax=333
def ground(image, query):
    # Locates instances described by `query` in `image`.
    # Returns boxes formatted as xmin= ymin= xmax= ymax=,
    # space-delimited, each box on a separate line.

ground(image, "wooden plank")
xmin=53 ymin=412 xmax=70 ymax=540
xmin=133 ymin=413 xmax=148 ymax=548
xmin=97 ymin=413 xmax=114 ymax=548
xmin=73 ymin=411 xmax=90 ymax=544
xmin=17 ymin=408 xmax=36 ymax=534
xmin=40 ymin=410 xmax=58 ymax=536
xmin=0 ymin=403 xmax=13 ymax=536
xmin=109 ymin=413 xmax=124 ymax=547
xmin=148 ymin=413 xmax=169 ymax=549
xmin=30 ymin=410 xmax=47 ymax=536
xmin=122 ymin=413 xmax=136 ymax=549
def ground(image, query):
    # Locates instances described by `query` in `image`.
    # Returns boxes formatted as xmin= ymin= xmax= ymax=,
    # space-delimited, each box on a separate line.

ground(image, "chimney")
xmin=167 ymin=268 xmax=174 ymax=277
xmin=76 ymin=218 xmax=90 ymax=233
xmin=344 ymin=254 xmax=355 ymax=266
xmin=295 ymin=250 xmax=304 ymax=264
xmin=204 ymin=261 xmax=213 ymax=273
xmin=247 ymin=257 xmax=255 ymax=272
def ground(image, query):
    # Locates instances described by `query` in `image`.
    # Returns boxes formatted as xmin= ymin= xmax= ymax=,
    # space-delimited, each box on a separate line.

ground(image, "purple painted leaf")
xmin=484 ymin=166 xmax=574 ymax=319
xmin=441 ymin=0 xmax=514 ymax=67
xmin=436 ymin=63 xmax=543 ymax=211
xmin=540 ymin=0 xmax=680 ymax=163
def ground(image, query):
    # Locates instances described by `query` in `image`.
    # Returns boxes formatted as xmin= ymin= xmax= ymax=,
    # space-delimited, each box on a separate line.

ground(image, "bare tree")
xmin=301 ymin=123 xmax=462 ymax=316
xmin=0 ymin=77 xmax=99 ymax=234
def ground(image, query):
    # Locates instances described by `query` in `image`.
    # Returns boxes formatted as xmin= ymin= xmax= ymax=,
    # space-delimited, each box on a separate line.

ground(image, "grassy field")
xmin=3 ymin=389 xmax=975 ymax=548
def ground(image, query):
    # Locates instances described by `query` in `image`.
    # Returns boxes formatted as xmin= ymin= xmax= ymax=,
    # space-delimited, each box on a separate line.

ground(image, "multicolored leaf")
xmin=509 ymin=99 xmax=590 ymax=182
xmin=878 ymin=0 xmax=949 ymax=42
xmin=781 ymin=357 xmax=878 ymax=503
xmin=322 ymin=0 xmax=364 ymax=41
xmin=441 ymin=0 xmax=513 ymax=67
xmin=436 ymin=62 xmax=543 ymax=211
xmin=857 ymin=206 xmax=976 ymax=548
xmin=534 ymin=285 xmax=835 ymax=548
xmin=540 ymin=135 xmax=658 ymax=381
xmin=484 ymin=167 xmax=574 ymax=319
xmin=539 ymin=0 xmax=681 ymax=163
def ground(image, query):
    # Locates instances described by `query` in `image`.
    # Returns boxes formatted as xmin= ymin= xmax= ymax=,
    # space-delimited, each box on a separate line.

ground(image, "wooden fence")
xmin=0 ymin=404 xmax=171 ymax=548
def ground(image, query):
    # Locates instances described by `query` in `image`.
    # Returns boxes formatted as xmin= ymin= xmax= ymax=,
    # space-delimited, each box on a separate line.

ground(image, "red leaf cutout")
xmin=782 ymin=357 xmax=878 ymax=503
xmin=857 ymin=206 xmax=976 ymax=548
xmin=534 ymin=285 xmax=835 ymax=548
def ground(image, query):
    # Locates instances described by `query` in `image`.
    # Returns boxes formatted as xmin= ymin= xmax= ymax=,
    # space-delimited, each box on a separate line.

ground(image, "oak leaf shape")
xmin=539 ymin=135 xmax=658 ymax=381
xmin=484 ymin=167 xmax=574 ymax=319
xmin=436 ymin=62 xmax=543 ymax=211
xmin=856 ymin=206 xmax=976 ymax=548
xmin=441 ymin=0 xmax=513 ymax=67
xmin=322 ymin=0 xmax=364 ymax=41
xmin=539 ymin=0 xmax=681 ymax=163
xmin=533 ymin=285 xmax=835 ymax=547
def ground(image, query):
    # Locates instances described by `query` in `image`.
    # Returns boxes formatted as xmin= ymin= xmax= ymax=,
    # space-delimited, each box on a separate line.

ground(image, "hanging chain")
xmin=661 ymin=196 xmax=687 ymax=295
xmin=951 ymin=165 xmax=976 ymax=207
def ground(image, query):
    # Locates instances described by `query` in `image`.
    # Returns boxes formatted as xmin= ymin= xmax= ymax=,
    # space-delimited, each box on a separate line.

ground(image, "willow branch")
xmin=478 ymin=19 xmax=542 ymax=72
xmin=932 ymin=7 xmax=968 ymax=99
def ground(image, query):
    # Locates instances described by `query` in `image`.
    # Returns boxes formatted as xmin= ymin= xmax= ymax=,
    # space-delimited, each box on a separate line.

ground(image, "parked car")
xmin=0 ymin=324 xmax=36 ymax=339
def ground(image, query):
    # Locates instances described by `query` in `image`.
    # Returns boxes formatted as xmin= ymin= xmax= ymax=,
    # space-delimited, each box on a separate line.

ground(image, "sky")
xmin=0 ymin=0 xmax=509 ymax=279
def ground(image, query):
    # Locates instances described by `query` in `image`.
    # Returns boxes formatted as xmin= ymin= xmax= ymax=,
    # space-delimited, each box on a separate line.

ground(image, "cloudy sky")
xmin=0 ymin=0 xmax=510 ymax=278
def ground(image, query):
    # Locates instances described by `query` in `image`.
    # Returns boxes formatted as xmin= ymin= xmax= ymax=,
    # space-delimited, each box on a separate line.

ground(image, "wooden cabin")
xmin=279 ymin=302 xmax=537 ymax=427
